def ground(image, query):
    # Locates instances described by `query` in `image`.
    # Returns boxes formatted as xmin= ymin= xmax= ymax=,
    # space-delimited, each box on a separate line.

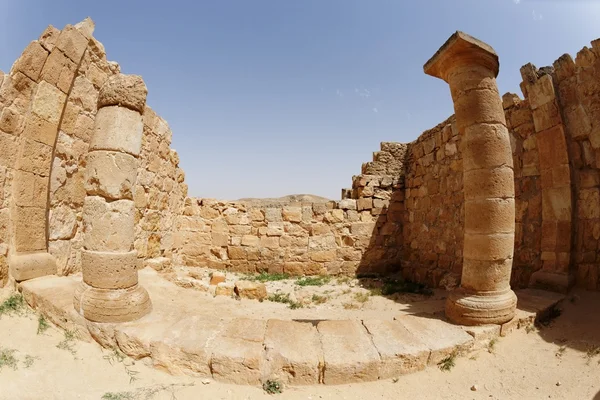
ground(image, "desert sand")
xmin=1 ymin=289 xmax=599 ymax=400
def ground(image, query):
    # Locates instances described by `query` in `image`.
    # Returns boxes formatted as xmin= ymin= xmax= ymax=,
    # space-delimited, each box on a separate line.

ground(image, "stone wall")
xmin=46 ymin=24 xmax=187 ymax=275
xmin=401 ymin=116 xmax=464 ymax=288
xmin=172 ymin=197 xmax=389 ymax=276
xmin=0 ymin=20 xmax=187 ymax=286
xmin=553 ymin=43 xmax=600 ymax=290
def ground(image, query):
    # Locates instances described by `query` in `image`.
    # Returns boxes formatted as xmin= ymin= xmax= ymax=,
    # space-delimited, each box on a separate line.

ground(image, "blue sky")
xmin=2 ymin=1 xmax=600 ymax=200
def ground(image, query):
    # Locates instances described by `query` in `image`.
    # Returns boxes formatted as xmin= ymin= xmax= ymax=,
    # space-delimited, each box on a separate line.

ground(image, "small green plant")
xmin=0 ymin=348 xmax=18 ymax=371
xmin=343 ymin=302 xmax=360 ymax=310
xmin=56 ymin=329 xmax=78 ymax=355
xmin=23 ymin=355 xmax=38 ymax=368
xmin=296 ymin=276 xmax=330 ymax=287
xmin=268 ymin=292 xmax=291 ymax=304
xmin=101 ymin=383 xmax=194 ymax=400
xmin=585 ymin=345 xmax=600 ymax=365
xmin=37 ymin=314 xmax=50 ymax=335
xmin=104 ymin=348 xmax=139 ymax=384
xmin=0 ymin=294 xmax=26 ymax=317
xmin=525 ymin=323 xmax=536 ymax=334
xmin=262 ymin=379 xmax=282 ymax=394
xmin=101 ymin=392 xmax=135 ymax=400
xmin=354 ymin=292 xmax=370 ymax=303
xmin=336 ymin=276 xmax=352 ymax=285
xmin=437 ymin=352 xmax=457 ymax=372
xmin=267 ymin=292 xmax=303 ymax=309
xmin=555 ymin=346 xmax=566 ymax=359
xmin=487 ymin=338 xmax=497 ymax=354
xmin=311 ymin=294 xmax=328 ymax=304
xmin=248 ymin=272 xmax=290 ymax=282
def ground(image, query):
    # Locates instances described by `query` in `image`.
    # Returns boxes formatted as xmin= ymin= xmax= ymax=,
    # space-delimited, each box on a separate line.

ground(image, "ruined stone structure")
xmin=0 ymin=18 xmax=599 ymax=330
xmin=424 ymin=32 xmax=517 ymax=325
xmin=73 ymin=74 xmax=152 ymax=322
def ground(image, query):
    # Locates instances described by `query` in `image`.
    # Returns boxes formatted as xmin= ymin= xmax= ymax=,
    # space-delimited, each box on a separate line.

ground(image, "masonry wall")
xmin=46 ymin=29 xmax=187 ymax=275
xmin=0 ymin=21 xmax=188 ymax=286
xmin=553 ymin=43 xmax=600 ymax=290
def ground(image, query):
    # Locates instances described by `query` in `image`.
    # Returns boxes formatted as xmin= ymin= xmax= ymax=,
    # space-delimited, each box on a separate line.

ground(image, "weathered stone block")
xmin=82 ymin=196 xmax=135 ymax=252
xmin=31 ymin=81 xmax=66 ymax=125
xmin=98 ymin=74 xmax=148 ymax=113
xmin=85 ymin=151 xmax=137 ymax=200
xmin=82 ymin=249 xmax=138 ymax=289
xmin=55 ymin=25 xmax=88 ymax=63
xmin=12 ymin=41 xmax=49 ymax=81
xmin=90 ymin=106 xmax=144 ymax=156
xmin=13 ymin=206 xmax=47 ymax=252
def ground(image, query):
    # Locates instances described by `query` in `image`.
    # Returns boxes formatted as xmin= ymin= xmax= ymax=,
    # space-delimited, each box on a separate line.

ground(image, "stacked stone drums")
xmin=74 ymin=74 xmax=152 ymax=323
xmin=424 ymin=32 xmax=517 ymax=326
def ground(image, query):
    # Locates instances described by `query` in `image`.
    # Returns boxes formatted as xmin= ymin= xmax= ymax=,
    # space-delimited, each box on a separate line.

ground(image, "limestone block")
xmin=31 ymin=81 xmax=67 ymax=125
xmin=84 ymin=151 xmax=137 ymax=200
xmin=263 ymin=319 xmax=323 ymax=385
xmin=542 ymin=187 xmax=572 ymax=221
xmin=264 ymin=207 xmax=282 ymax=222
xmin=91 ymin=106 xmax=144 ymax=156
xmin=40 ymin=49 xmax=77 ymax=93
xmin=81 ymin=249 xmax=138 ymax=289
xmin=12 ymin=41 xmax=49 ymax=81
xmin=338 ymin=199 xmax=357 ymax=210
xmin=282 ymin=206 xmax=302 ymax=222
xmin=234 ymin=280 xmax=267 ymax=300
xmin=9 ymin=252 xmax=56 ymax=282
xmin=463 ymin=123 xmax=512 ymax=171
xmin=16 ymin=138 xmax=53 ymax=176
xmin=463 ymin=166 xmax=514 ymax=201
xmin=22 ymin=114 xmax=56 ymax=146
xmin=49 ymin=204 xmax=77 ymax=240
xmin=0 ymin=107 xmax=21 ymax=134
xmin=362 ymin=319 xmax=429 ymax=378
xmin=13 ymin=169 xmax=48 ymax=208
xmin=55 ymin=25 xmax=88 ymax=63
xmin=209 ymin=336 xmax=264 ymax=385
xmin=536 ymin=125 xmax=569 ymax=170
xmin=39 ymin=25 xmax=60 ymax=52
xmin=241 ymin=235 xmax=259 ymax=247
xmin=464 ymin=198 xmax=515 ymax=235
xmin=210 ymin=271 xmax=226 ymax=286
xmin=350 ymin=222 xmax=376 ymax=236
xmin=70 ymin=76 xmax=97 ymax=113
xmin=317 ymin=320 xmax=381 ymax=384
xmin=215 ymin=282 xmax=235 ymax=297
xmin=453 ymin=88 xmax=505 ymax=133
xmin=82 ymin=196 xmax=135 ymax=252
xmin=528 ymin=74 xmax=556 ymax=110
xmin=13 ymin=206 xmax=46 ymax=252
xmin=98 ymin=74 xmax=147 ymax=113
xmin=461 ymin=258 xmax=514 ymax=292
xmin=463 ymin=232 xmax=514 ymax=261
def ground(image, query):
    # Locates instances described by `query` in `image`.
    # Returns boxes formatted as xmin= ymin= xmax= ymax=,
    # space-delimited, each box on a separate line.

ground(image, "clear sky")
xmin=2 ymin=1 xmax=600 ymax=200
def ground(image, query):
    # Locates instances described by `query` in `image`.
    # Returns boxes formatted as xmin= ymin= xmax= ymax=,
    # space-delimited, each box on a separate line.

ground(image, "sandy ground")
xmin=1 ymin=290 xmax=600 ymax=400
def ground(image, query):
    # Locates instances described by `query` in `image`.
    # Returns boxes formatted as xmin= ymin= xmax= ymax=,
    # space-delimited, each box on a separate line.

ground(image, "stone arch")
xmin=7 ymin=20 xmax=93 ymax=281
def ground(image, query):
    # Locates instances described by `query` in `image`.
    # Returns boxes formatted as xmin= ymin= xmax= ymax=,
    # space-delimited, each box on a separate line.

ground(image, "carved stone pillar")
xmin=424 ymin=32 xmax=517 ymax=325
xmin=74 ymin=74 xmax=151 ymax=323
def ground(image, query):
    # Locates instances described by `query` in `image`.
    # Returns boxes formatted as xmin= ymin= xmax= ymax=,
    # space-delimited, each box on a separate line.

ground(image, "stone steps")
xmin=19 ymin=271 xmax=565 ymax=387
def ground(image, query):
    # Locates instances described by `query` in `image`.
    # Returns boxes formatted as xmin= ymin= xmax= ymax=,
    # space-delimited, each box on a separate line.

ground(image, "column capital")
xmin=424 ymin=31 xmax=499 ymax=82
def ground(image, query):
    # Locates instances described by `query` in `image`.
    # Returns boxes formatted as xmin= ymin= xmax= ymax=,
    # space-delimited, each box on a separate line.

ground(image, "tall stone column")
xmin=424 ymin=32 xmax=517 ymax=325
xmin=74 ymin=74 xmax=152 ymax=323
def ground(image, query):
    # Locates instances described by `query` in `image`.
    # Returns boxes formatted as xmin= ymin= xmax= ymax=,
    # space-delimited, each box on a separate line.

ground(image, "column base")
xmin=9 ymin=252 xmax=56 ymax=282
xmin=73 ymin=281 xmax=152 ymax=323
xmin=445 ymin=288 xmax=517 ymax=326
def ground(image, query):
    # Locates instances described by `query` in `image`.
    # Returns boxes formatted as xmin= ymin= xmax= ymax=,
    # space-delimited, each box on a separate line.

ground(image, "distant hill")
xmin=236 ymin=194 xmax=331 ymax=204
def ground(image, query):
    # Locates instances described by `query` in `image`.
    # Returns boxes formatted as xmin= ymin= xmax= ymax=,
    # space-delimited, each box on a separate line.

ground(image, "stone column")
xmin=424 ymin=32 xmax=517 ymax=325
xmin=74 ymin=74 xmax=151 ymax=323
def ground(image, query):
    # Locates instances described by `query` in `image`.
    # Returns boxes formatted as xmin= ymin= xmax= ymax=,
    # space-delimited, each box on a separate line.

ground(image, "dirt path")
xmin=1 ymin=290 xmax=599 ymax=400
